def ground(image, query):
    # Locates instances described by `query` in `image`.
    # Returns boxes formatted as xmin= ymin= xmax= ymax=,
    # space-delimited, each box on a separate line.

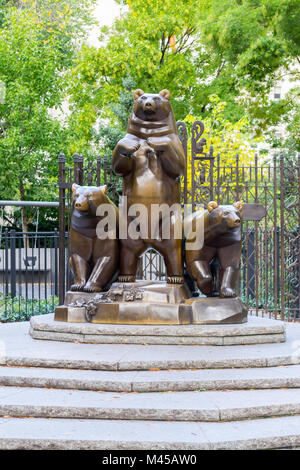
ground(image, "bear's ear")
xmin=207 ymin=201 xmax=218 ymax=212
xmin=100 ymin=184 xmax=107 ymax=194
xmin=159 ymin=89 xmax=171 ymax=100
xmin=133 ymin=89 xmax=144 ymax=100
xmin=233 ymin=200 xmax=244 ymax=212
xmin=72 ymin=183 xmax=80 ymax=194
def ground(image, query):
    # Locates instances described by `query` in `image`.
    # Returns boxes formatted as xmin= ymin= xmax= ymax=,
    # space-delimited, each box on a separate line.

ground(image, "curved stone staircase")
xmin=0 ymin=314 xmax=300 ymax=449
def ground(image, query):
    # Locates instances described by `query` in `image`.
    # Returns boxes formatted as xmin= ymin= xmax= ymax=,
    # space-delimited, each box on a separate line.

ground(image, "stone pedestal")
xmin=55 ymin=281 xmax=247 ymax=325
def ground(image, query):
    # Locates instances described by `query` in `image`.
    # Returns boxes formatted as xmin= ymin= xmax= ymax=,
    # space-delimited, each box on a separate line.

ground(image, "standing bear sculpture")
xmin=112 ymin=89 xmax=186 ymax=284
xmin=185 ymin=201 xmax=243 ymax=297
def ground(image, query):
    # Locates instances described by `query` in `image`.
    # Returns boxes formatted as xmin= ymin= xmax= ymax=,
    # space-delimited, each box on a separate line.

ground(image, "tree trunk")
xmin=19 ymin=181 xmax=30 ymax=248
xmin=21 ymin=206 xmax=30 ymax=248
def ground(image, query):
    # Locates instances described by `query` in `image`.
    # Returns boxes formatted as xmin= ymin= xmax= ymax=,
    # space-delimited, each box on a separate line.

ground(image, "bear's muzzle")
xmin=227 ymin=214 xmax=241 ymax=228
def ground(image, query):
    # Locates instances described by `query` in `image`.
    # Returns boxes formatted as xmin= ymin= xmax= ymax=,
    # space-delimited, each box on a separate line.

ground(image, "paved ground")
xmin=0 ymin=316 xmax=300 ymax=449
xmin=0 ymin=415 xmax=300 ymax=450
xmin=30 ymin=313 xmax=286 ymax=345
xmin=0 ymin=386 xmax=300 ymax=422
xmin=0 ymin=316 xmax=299 ymax=370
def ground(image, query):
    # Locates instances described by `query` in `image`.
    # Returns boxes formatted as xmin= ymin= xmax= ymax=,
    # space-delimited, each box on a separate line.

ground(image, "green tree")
xmin=68 ymin=0 xmax=299 ymax=152
xmin=0 ymin=0 xmax=96 ymax=232
xmin=199 ymin=0 xmax=300 ymax=145
xmin=67 ymin=0 xmax=204 ymax=152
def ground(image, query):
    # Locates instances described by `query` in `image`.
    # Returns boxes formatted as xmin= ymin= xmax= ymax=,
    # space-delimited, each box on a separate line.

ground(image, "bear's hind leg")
xmin=186 ymin=246 xmax=216 ymax=296
xmin=70 ymin=253 xmax=90 ymax=291
xmin=217 ymin=242 xmax=241 ymax=297
xmin=219 ymin=266 xmax=239 ymax=298
xmin=84 ymin=255 xmax=118 ymax=292
xmin=194 ymin=260 xmax=214 ymax=296
xmin=118 ymin=243 xmax=143 ymax=282
xmin=157 ymin=241 xmax=184 ymax=284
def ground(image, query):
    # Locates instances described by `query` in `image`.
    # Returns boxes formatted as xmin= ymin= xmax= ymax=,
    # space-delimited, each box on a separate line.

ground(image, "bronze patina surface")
xmin=184 ymin=297 xmax=247 ymax=324
xmin=112 ymin=89 xmax=186 ymax=284
xmin=55 ymin=281 xmax=192 ymax=325
xmin=69 ymin=184 xmax=119 ymax=293
xmin=54 ymin=281 xmax=246 ymax=325
xmin=54 ymin=91 xmax=249 ymax=326
xmin=185 ymin=201 xmax=243 ymax=298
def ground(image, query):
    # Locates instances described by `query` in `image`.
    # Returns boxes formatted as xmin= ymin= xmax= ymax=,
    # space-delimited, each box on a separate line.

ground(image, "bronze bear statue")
xmin=112 ymin=89 xmax=186 ymax=284
xmin=69 ymin=184 xmax=119 ymax=292
xmin=185 ymin=201 xmax=243 ymax=297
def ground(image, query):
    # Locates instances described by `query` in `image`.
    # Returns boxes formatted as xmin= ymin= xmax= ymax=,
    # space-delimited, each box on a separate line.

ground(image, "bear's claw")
xmin=70 ymin=283 xmax=86 ymax=292
xmin=83 ymin=283 xmax=102 ymax=293
xmin=118 ymin=275 xmax=136 ymax=283
xmin=166 ymin=276 xmax=184 ymax=285
xmin=220 ymin=287 xmax=236 ymax=298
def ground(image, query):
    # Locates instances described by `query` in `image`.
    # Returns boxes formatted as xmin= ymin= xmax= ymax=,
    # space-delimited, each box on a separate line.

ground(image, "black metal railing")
xmin=1 ymin=226 xmax=299 ymax=323
xmin=0 ymin=230 xmax=61 ymax=321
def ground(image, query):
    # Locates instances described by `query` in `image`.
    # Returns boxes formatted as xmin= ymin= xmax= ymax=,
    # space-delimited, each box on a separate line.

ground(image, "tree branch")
xmin=159 ymin=26 xmax=196 ymax=64
xmin=160 ymin=33 xmax=172 ymax=65
xmin=173 ymin=27 xmax=196 ymax=55
xmin=215 ymin=59 xmax=225 ymax=78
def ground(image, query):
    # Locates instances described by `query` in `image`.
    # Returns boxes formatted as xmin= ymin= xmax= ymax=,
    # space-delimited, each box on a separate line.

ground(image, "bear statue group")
xmin=69 ymin=89 xmax=243 ymax=299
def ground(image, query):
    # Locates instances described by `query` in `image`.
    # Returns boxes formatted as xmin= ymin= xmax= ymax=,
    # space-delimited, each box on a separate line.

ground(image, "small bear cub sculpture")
xmin=185 ymin=201 xmax=243 ymax=297
xmin=69 ymin=184 xmax=119 ymax=292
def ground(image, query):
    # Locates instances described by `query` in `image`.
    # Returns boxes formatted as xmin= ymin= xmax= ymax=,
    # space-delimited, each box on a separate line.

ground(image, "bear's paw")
xmin=118 ymin=275 xmax=136 ymax=283
xmin=166 ymin=276 xmax=184 ymax=285
xmin=220 ymin=286 xmax=236 ymax=298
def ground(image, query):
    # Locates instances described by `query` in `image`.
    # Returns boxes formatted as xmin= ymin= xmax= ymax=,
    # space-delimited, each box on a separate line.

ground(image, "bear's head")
xmin=132 ymin=89 xmax=172 ymax=121
xmin=72 ymin=184 xmax=107 ymax=212
xmin=207 ymin=201 xmax=243 ymax=229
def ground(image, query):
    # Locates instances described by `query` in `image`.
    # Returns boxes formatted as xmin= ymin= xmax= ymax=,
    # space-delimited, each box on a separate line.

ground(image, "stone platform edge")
xmin=29 ymin=314 xmax=286 ymax=346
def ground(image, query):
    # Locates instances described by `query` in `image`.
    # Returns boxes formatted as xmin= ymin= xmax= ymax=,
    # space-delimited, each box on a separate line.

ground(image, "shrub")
xmin=0 ymin=294 xmax=59 ymax=323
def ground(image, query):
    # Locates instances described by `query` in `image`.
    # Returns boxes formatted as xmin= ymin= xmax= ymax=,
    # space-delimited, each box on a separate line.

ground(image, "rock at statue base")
xmin=54 ymin=281 xmax=247 ymax=325
xmin=185 ymin=297 xmax=247 ymax=324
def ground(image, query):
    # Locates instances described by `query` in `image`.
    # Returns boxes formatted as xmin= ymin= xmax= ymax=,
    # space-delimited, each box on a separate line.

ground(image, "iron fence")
xmin=58 ymin=121 xmax=300 ymax=322
xmin=1 ymin=225 xmax=298 ymax=322
xmin=0 ymin=230 xmax=60 ymax=321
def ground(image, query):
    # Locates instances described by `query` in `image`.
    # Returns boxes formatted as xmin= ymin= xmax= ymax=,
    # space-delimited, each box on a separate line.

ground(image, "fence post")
xmin=273 ymin=154 xmax=278 ymax=319
xmin=176 ymin=121 xmax=188 ymax=205
xmin=247 ymin=229 xmax=255 ymax=301
xmin=209 ymin=145 xmax=214 ymax=201
xmin=96 ymin=155 xmax=101 ymax=186
xmin=73 ymin=153 xmax=84 ymax=185
xmin=254 ymin=153 xmax=259 ymax=315
xmin=4 ymin=228 xmax=8 ymax=297
xmin=191 ymin=121 xmax=205 ymax=211
xmin=235 ymin=153 xmax=240 ymax=201
xmin=216 ymin=153 xmax=220 ymax=204
xmin=54 ymin=228 xmax=58 ymax=297
xmin=58 ymin=152 xmax=66 ymax=305
xmin=10 ymin=229 xmax=16 ymax=298
xmin=103 ymin=155 xmax=108 ymax=185
xmin=298 ymin=153 xmax=300 ymax=319
xmin=280 ymin=154 xmax=285 ymax=320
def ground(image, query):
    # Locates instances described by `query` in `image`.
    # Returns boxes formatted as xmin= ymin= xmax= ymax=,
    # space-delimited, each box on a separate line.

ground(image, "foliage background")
xmin=0 ymin=0 xmax=299 ymax=230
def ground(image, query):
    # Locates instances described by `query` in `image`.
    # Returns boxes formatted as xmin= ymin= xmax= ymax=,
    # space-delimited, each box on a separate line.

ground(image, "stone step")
xmin=1 ymin=386 xmax=300 ymax=422
xmin=4 ymin=348 xmax=300 ymax=371
xmin=1 ymin=364 xmax=300 ymax=392
xmin=30 ymin=313 xmax=286 ymax=346
xmin=0 ymin=415 xmax=300 ymax=449
xmin=2 ymin=318 xmax=300 ymax=371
